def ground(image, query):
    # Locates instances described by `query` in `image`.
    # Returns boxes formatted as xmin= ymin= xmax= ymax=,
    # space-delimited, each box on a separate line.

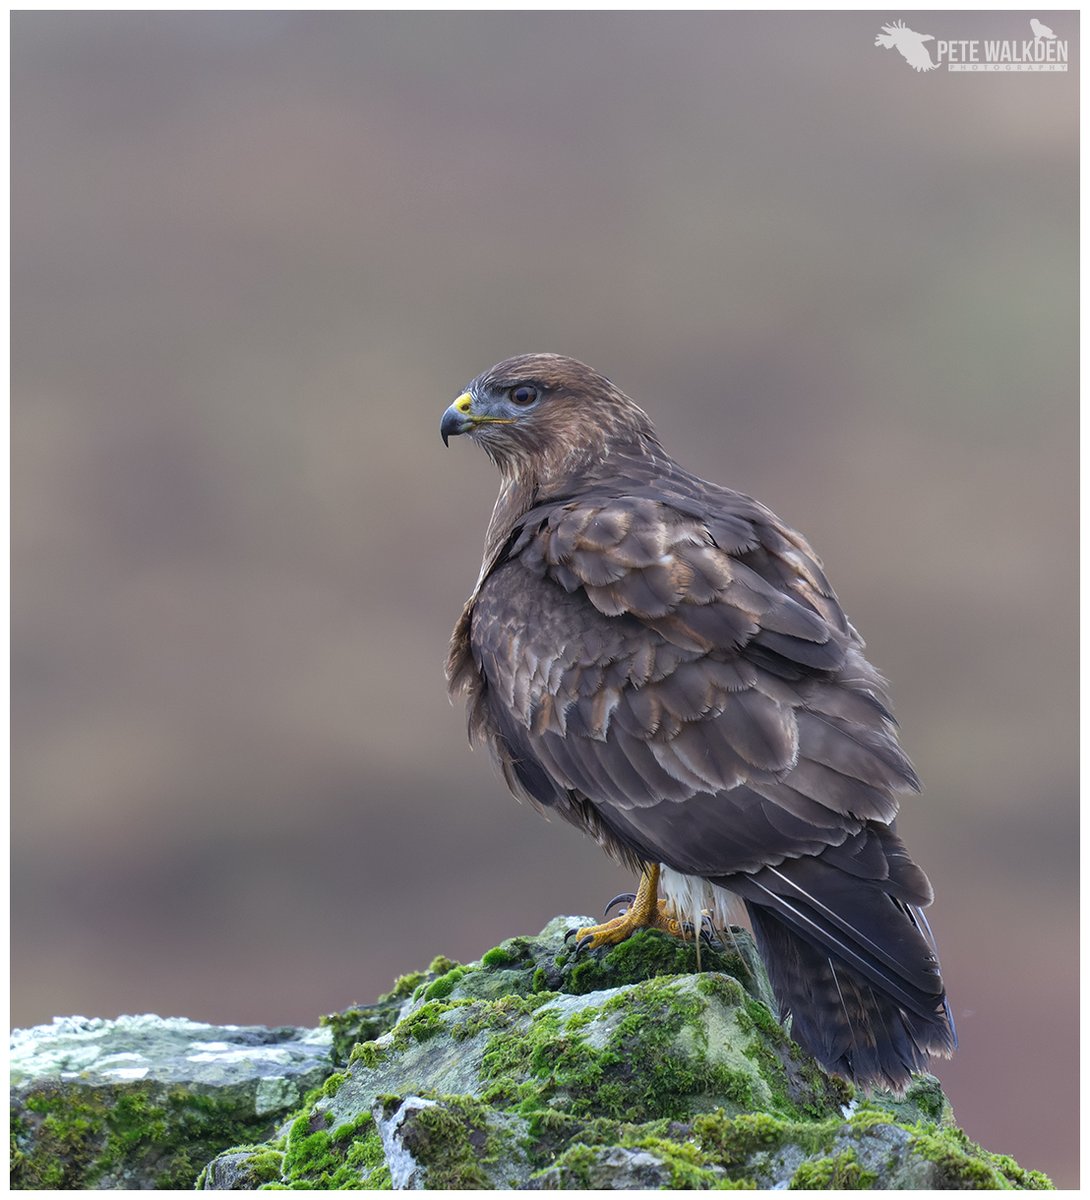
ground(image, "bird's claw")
xmin=604 ymin=892 xmax=636 ymax=916
xmin=562 ymin=926 xmax=599 ymax=957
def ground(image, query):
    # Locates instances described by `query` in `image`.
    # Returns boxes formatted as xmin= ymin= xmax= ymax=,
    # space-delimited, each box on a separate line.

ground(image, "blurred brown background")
xmin=11 ymin=10 xmax=1077 ymax=1186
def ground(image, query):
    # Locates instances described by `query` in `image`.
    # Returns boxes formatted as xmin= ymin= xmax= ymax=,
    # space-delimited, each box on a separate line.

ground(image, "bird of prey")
xmin=1030 ymin=18 xmax=1056 ymax=40
xmin=441 ymin=354 xmax=955 ymax=1090
xmin=874 ymin=21 xmax=938 ymax=72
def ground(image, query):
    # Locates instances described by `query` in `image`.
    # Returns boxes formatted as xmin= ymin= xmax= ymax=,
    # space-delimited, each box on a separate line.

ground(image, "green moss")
xmin=399 ymin=1105 xmax=487 ymax=1187
xmin=911 ymin=1128 xmax=999 ymax=1189
xmin=533 ymin=1127 xmax=762 ymax=1189
xmin=474 ymin=975 xmax=780 ymax=1125
xmin=560 ymin=925 xmax=777 ymax=1005
xmin=362 ymin=1164 xmax=392 ymax=1188
xmin=11 ymin=1102 xmax=84 ymax=1189
xmin=909 ymin=1125 xmax=1054 ymax=1190
xmin=378 ymin=1093 xmax=519 ymax=1189
xmin=12 ymin=1080 xmax=280 ymax=1190
xmin=344 ymin=1127 xmax=383 ymax=1169
xmin=742 ymin=1039 xmax=789 ymax=1097
xmin=478 ymin=1006 xmax=587 ymax=1111
xmin=741 ymin=996 xmax=782 ymax=1037
xmin=348 ymin=1039 xmax=385 ymax=1068
xmin=693 ymin=1111 xmax=790 ymax=1168
xmin=732 ymin=996 xmax=849 ymax=1120
xmin=706 ymin=1063 xmax=756 ymax=1108
xmin=319 ymin=1003 xmax=402 ymax=1064
xmin=903 ymin=1074 xmax=947 ymax=1122
xmin=194 ymin=1143 xmax=286 ymax=1189
xmin=341 ymin=1121 xmax=390 ymax=1185
xmin=625 ymin=1133 xmax=726 ymax=1188
xmin=561 ymin=928 xmax=738 ymax=995
xmin=693 ymin=1108 xmax=903 ymax=1186
xmin=419 ymin=965 xmax=469 ymax=1001
xmin=247 ymin=1149 xmax=285 ymax=1183
xmin=370 ymin=955 xmax=461 ymax=1007
xmin=846 ymin=1108 xmax=897 ymax=1135
xmin=321 ymin=1072 xmax=349 ymax=1098
xmin=789 ymin=1149 xmax=878 ymax=1189
xmin=481 ymin=943 xmax=520 ymax=967
xmin=988 ymin=1153 xmax=1054 ymax=1190
xmin=389 ymin=998 xmax=473 ymax=1050
xmin=321 ymin=955 xmax=468 ymax=1065
xmin=241 ymin=1148 xmax=286 ymax=1185
xmin=599 ymin=978 xmax=767 ymax=1118
xmin=278 ymin=1109 xmax=388 ymax=1189
xmin=696 ymin=973 xmax=748 ymax=1005
xmin=449 ymin=990 xmax=558 ymax=1043
xmin=281 ymin=1117 xmax=337 ymax=1183
xmin=376 ymin=971 xmax=427 ymax=1004
xmin=329 ymin=1111 xmax=376 ymax=1143
xmin=537 ymin=1141 xmax=601 ymax=1188
xmin=563 ymin=1006 xmax=598 ymax=1033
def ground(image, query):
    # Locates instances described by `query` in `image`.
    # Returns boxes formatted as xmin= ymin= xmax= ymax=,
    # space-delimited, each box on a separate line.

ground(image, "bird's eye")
xmin=509 ymin=385 xmax=538 ymax=406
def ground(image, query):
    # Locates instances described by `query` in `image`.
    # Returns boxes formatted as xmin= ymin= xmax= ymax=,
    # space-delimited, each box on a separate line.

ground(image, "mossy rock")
xmin=9 ymin=1016 xmax=333 ymax=1189
xmin=200 ymin=916 xmax=1053 ymax=1190
xmin=318 ymin=954 xmax=462 ymax=1066
xmin=404 ymin=914 xmax=777 ymax=1014
xmin=12 ymin=922 xmax=1053 ymax=1190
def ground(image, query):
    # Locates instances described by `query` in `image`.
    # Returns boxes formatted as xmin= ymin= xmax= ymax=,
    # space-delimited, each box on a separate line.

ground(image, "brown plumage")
xmin=442 ymin=353 xmax=955 ymax=1090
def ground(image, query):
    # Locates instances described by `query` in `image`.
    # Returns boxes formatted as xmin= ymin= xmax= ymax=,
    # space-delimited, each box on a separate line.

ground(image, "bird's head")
xmin=440 ymin=353 xmax=658 ymax=480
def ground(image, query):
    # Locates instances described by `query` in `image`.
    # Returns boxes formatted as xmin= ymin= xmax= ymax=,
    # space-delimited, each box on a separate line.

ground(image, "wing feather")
xmin=460 ymin=490 xmax=917 ymax=875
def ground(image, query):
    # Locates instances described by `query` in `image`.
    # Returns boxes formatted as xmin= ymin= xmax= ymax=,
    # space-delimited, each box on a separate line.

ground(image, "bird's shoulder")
xmin=488 ymin=468 xmax=851 ymax=651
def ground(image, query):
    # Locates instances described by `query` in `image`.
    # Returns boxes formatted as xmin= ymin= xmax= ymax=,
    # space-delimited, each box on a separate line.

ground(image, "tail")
xmin=720 ymin=824 xmax=956 ymax=1092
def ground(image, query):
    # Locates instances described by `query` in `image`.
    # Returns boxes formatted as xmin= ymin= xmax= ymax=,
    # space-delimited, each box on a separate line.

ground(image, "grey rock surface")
xmin=11 ymin=1013 xmax=331 ymax=1099
xmin=10 ymin=1014 xmax=332 ymax=1189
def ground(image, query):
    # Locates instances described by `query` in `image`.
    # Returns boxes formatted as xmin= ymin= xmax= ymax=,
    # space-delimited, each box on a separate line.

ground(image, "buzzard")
xmin=441 ymin=354 xmax=955 ymax=1090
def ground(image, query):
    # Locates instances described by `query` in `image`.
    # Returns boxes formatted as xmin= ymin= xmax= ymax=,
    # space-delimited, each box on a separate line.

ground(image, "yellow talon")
xmin=572 ymin=864 xmax=684 ymax=950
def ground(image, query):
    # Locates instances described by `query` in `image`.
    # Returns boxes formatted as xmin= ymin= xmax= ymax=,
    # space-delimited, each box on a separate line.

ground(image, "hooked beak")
xmin=440 ymin=393 xmax=474 ymax=446
xmin=440 ymin=391 xmax=514 ymax=446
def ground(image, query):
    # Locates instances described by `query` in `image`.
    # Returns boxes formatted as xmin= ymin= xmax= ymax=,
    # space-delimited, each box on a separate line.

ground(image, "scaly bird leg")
xmin=565 ymin=863 xmax=683 ymax=953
